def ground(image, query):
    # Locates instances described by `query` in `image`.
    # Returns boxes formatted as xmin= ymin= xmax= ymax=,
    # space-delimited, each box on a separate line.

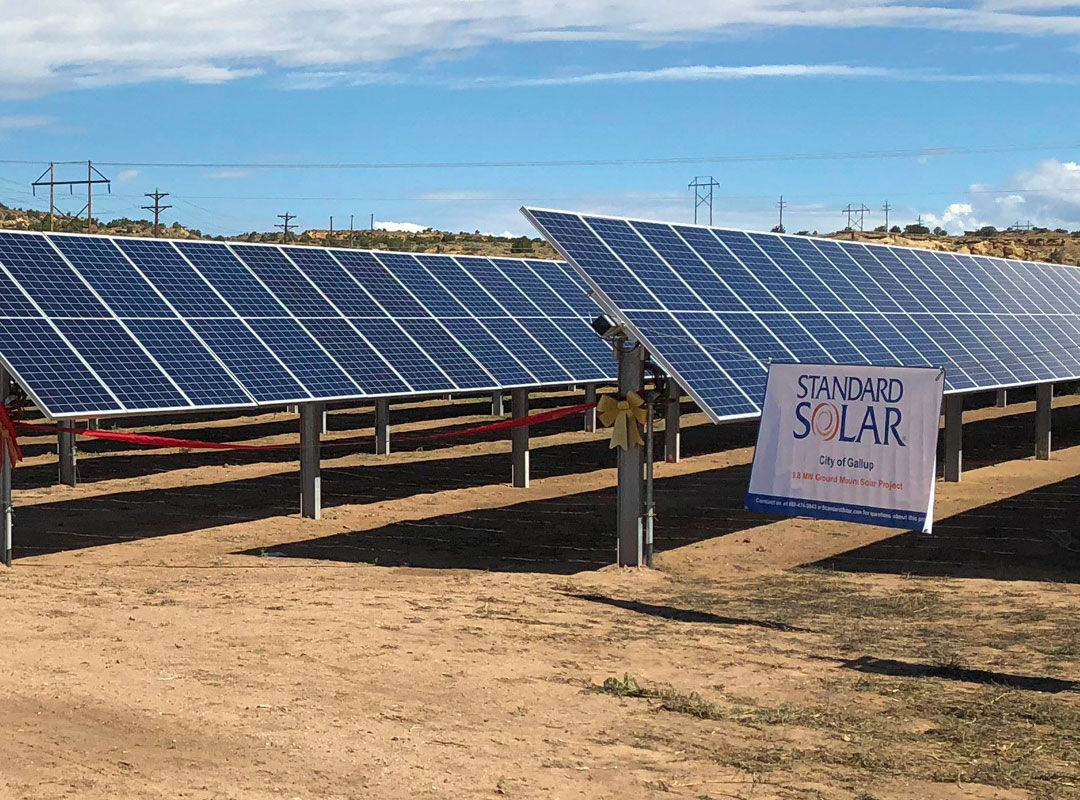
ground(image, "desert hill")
xmin=3 ymin=201 xmax=1079 ymax=266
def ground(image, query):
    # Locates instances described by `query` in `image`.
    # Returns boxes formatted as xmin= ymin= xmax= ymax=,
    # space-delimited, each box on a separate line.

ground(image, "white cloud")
xmin=1 ymin=2 xmax=1080 ymax=96
xmin=375 ymin=220 xmax=429 ymax=232
xmin=0 ymin=114 xmax=51 ymax=130
xmin=920 ymin=160 xmax=1080 ymax=232
xmin=114 ymin=169 xmax=139 ymax=184
xmin=285 ymin=63 xmax=1080 ymax=90
xmin=206 ymin=169 xmax=251 ymax=180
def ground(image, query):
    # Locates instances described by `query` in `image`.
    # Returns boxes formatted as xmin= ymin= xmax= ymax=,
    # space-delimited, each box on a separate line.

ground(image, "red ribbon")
xmin=0 ymin=404 xmax=22 ymax=464
xmin=10 ymin=402 xmax=597 ymax=462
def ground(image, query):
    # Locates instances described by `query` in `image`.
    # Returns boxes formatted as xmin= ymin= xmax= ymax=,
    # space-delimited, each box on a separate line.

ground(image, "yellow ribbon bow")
xmin=597 ymin=391 xmax=648 ymax=450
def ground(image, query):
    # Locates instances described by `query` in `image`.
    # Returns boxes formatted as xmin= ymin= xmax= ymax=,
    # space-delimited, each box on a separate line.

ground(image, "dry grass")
xmin=591 ymin=568 xmax=1079 ymax=799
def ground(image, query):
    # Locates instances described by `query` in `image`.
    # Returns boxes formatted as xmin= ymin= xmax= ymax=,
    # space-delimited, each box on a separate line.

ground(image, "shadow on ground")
xmin=838 ymin=655 xmax=1080 ymax=693
xmin=817 ymin=472 xmax=1080 ymax=582
xmin=238 ymin=460 xmax=777 ymax=574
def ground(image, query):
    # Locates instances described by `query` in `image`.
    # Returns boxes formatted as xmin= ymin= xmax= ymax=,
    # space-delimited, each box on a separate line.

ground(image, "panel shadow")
xmin=816 ymin=473 xmax=1080 ymax=582
xmin=236 ymin=462 xmax=778 ymax=574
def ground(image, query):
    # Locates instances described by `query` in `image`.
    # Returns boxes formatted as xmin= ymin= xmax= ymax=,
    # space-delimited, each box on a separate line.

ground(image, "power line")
xmin=689 ymin=176 xmax=720 ymax=225
xmin=275 ymin=212 xmax=297 ymax=243
xmin=31 ymin=160 xmax=110 ymax=233
xmin=141 ymin=189 xmax=172 ymax=237
xmin=842 ymin=203 xmax=870 ymax=232
xmin=0 ymin=140 xmax=1076 ymax=171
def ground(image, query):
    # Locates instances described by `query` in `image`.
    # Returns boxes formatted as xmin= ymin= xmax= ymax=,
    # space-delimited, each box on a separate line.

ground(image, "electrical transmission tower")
xmin=775 ymin=195 xmax=786 ymax=233
xmin=142 ymin=189 xmax=172 ymax=237
xmin=31 ymin=160 xmax=111 ymax=233
xmin=842 ymin=203 xmax=870 ymax=232
xmin=688 ymin=176 xmax=720 ymax=225
xmin=276 ymin=212 xmax=297 ymax=243
xmin=881 ymin=200 xmax=892 ymax=231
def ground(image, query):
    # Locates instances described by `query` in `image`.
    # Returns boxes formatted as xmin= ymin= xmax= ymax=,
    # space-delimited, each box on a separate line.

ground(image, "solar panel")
xmin=524 ymin=207 xmax=1080 ymax=423
xmin=0 ymin=230 xmax=613 ymax=418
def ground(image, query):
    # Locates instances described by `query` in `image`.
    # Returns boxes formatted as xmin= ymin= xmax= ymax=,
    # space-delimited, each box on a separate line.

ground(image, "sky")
xmin=0 ymin=1 xmax=1079 ymax=237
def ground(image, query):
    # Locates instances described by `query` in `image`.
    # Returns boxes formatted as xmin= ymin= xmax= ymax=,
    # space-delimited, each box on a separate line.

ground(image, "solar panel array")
xmin=524 ymin=207 xmax=1080 ymax=423
xmin=0 ymin=230 xmax=613 ymax=418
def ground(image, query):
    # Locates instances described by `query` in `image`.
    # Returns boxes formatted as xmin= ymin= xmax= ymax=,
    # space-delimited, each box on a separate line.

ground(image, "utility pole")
xmin=882 ymin=200 xmax=892 ymax=232
xmin=349 ymin=214 xmax=355 ymax=247
xmin=776 ymin=195 xmax=786 ymax=233
xmin=142 ymin=189 xmax=171 ymax=237
xmin=370 ymin=213 xmax=375 ymax=232
xmin=31 ymin=160 xmax=110 ymax=234
xmin=276 ymin=212 xmax=297 ymax=243
xmin=688 ymin=176 xmax=720 ymax=225
xmin=842 ymin=203 xmax=870 ymax=232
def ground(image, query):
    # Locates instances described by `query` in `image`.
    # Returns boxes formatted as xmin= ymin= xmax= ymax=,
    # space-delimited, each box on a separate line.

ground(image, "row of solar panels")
xmin=525 ymin=208 xmax=1080 ymax=423
xmin=0 ymin=230 xmax=614 ymax=418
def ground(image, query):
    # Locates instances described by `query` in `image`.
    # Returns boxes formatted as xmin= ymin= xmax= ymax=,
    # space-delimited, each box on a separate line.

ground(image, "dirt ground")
xmin=0 ymin=389 xmax=1077 ymax=800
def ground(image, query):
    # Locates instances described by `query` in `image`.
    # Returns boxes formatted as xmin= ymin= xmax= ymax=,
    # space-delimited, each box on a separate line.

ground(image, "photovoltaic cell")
xmin=397 ymin=318 xmax=495 ymax=388
xmin=0 ymin=232 xmax=110 ymax=317
xmin=439 ymin=318 xmax=536 ymax=386
xmin=348 ymin=318 xmax=455 ymax=392
xmin=281 ymin=247 xmax=385 ymax=317
xmin=176 ymin=241 xmax=286 ymax=317
xmin=416 ymin=256 xmax=507 ymax=318
xmin=0 ymin=318 xmax=120 ymax=414
xmin=116 ymin=239 xmax=236 ymax=317
xmin=331 ymin=250 xmax=430 ymax=318
xmin=122 ymin=319 xmax=254 ymax=406
xmin=48 ymin=235 xmax=175 ymax=319
xmin=230 ymin=245 xmax=339 ymax=317
xmin=52 ymin=319 xmax=190 ymax=410
xmin=377 ymin=252 xmax=470 ymax=318
xmin=300 ymin=317 xmax=410 ymax=396
xmin=187 ymin=318 xmax=309 ymax=403
xmin=246 ymin=319 xmax=359 ymax=398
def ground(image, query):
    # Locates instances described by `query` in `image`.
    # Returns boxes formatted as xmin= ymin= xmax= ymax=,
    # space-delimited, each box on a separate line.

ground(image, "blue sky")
xmin=0 ymin=1 xmax=1079 ymax=237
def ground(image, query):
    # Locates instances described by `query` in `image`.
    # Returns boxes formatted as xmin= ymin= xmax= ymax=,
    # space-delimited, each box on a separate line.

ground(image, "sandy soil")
xmin=0 ymin=389 xmax=1076 ymax=800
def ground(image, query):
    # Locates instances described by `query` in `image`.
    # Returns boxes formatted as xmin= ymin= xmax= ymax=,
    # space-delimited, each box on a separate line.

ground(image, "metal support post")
xmin=491 ymin=391 xmax=504 ymax=417
xmin=374 ymin=398 xmax=391 ymax=455
xmin=996 ymin=389 xmax=1007 ymax=408
xmin=511 ymin=388 xmax=530 ymax=488
xmin=299 ymin=402 xmax=323 ymax=519
xmin=664 ymin=380 xmax=681 ymax=463
xmin=584 ymin=384 xmax=597 ymax=432
xmin=86 ymin=418 xmax=99 ymax=431
xmin=616 ymin=342 xmax=645 ymax=567
xmin=644 ymin=393 xmax=656 ymax=568
xmin=1 ymin=369 xmax=11 ymax=567
xmin=1036 ymin=383 xmax=1052 ymax=461
xmin=943 ymin=394 xmax=963 ymax=483
xmin=58 ymin=422 xmax=77 ymax=487
xmin=321 ymin=408 xmax=328 ymax=435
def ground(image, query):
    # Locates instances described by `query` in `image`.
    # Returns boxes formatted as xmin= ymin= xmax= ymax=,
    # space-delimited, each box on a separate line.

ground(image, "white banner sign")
xmin=746 ymin=363 xmax=944 ymax=533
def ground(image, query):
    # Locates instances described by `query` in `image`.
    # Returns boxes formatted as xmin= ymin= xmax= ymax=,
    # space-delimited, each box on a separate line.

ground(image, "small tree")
xmin=873 ymin=225 xmax=887 ymax=233
xmin=889 ymin=225 xmax=901 ymax=234
xmin=977 ymin=225 xmax=998 ymax=237
xmin=771 ymin=224 xmax=785 ymax=234
xmin=904 ymin=223 xmax=930 ymax=235
xmin=932 ymin=226 xmax=948 ymax=237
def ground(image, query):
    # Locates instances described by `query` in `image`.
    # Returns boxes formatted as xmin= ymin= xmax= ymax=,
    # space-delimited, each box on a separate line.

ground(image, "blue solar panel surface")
xmin=524 ymin=207 xmax=1080 ymax=423
xmin=0 ymin=231 xmax=613 ymax=418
